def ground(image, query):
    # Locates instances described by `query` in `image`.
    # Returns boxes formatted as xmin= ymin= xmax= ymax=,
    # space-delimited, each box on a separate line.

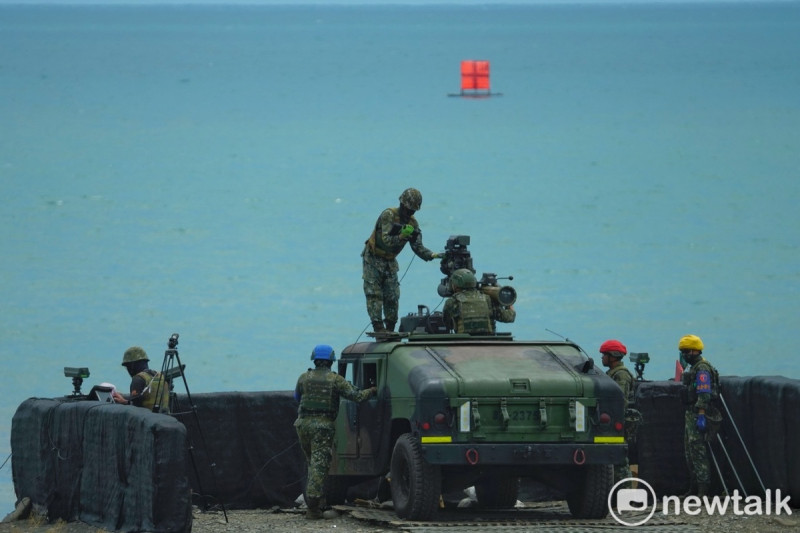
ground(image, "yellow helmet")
xmin=678 ymin=334 xmax=704 ymax=352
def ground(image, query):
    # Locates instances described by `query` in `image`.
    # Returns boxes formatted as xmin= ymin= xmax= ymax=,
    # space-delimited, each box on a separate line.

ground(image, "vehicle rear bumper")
xmin=421 ymin=442 xmax=626 ymax=466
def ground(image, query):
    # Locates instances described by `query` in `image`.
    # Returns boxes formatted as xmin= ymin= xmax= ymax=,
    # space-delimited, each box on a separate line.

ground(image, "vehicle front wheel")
xmin=390 ymin=434 xmax=441 ymax=520
xmin=566 ymin=464 xmax=612 ymax=518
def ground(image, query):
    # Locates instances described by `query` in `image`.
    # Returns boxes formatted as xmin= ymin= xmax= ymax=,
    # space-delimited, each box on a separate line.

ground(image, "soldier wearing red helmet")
xmin=599 ymin=339 xmax=634 ymax=486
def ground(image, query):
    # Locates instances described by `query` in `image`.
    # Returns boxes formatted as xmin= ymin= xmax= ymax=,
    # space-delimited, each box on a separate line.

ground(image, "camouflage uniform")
xmin=443 ymin=289 xmax=516 ymax=334
xmin=294 ymin=367 xmax=375 ymax=502
xmin=682 ymin=356 xmax=721 ymax=492
xmin=134 ymin=369 xmax=171 ymax=414
xmin=362 ymin=206 xmax=435 ymax=329
xmin=607 ymin=363 xmax=634 ymax=484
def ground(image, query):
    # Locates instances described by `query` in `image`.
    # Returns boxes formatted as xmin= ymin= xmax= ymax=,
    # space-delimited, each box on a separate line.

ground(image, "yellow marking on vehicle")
xmin=421 ymin=436 xmax=453 ymax=444
xmin=593 ymin=436 xmax=625 ymax=444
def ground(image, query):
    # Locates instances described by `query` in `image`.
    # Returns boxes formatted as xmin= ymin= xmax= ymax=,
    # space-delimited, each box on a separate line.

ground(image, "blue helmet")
xmin=310 ymin=344 xmax=336 ymax=361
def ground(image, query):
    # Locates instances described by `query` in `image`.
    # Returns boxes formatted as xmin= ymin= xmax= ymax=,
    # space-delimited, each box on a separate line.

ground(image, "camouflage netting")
xmin=171 ymin=391 xmax=305 ymax=510
xmin=11 ymin=378 xmax=799 ymax=531
xmin=11 ymin=398 xmax=191 ymax=532
xmin=635 ymin=376 xmax=800 ymax=506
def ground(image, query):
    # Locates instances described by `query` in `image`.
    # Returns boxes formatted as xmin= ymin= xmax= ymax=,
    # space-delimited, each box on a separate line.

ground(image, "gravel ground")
xmin=1 ymin=500 xmax=798 ymax=533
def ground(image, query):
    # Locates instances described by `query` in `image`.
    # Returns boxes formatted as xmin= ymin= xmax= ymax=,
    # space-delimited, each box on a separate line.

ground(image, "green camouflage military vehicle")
xmin=326 ymin=329 xmax=627 ymax=520
xmin=326 ymin=236 xmax=627 ymax=520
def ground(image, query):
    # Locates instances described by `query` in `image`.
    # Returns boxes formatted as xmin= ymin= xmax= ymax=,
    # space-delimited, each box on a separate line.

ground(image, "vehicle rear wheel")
xmin=475 ymin=475 xmax=519 ymax=509
xmin=390 ymin=433 xmax=441 ymax=520
xmin=566 ymin=464 xmax=612 ymax=518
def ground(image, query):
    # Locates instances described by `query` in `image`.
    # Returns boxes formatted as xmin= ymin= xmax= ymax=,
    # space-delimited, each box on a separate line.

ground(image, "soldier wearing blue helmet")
xmin=294 ymin=345 xmax=376 ymax=519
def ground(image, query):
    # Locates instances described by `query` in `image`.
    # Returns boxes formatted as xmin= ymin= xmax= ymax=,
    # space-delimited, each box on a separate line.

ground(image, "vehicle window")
xmin=362 ymin=362 xmax=377 ymax=388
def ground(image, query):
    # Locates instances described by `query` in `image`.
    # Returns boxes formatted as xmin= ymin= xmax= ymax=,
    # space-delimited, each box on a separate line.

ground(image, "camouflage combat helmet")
xmin=122 ymin=346 xmax=149 ymax=365
xmin=450 ymin=268 xmax=477 ymax=291
xmin=399 ymin=188 xmax=422 ymax=211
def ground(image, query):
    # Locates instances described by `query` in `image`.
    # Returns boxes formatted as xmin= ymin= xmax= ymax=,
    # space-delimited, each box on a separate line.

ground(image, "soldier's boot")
xmin=384 ymin=320 xmax=396 ymax=332
xmin=697 ymin=483 xmax=709 ymax=498
xmin=305 ymin=497 xmax=323 ymax=520
xmin=372 ymin=321 xmax=386 ymax=332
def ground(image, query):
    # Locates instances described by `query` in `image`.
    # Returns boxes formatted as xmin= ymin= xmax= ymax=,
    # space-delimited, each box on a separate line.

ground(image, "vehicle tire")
xmin=324 ymin=475 xmax=351 ymax=505
xmin=390 ymin=433 xmax=441 ymax=520
xmin=566 ymin=464 xmax=612 ymax=519
xmin=475 ymin=475 xmax=519 ymax=509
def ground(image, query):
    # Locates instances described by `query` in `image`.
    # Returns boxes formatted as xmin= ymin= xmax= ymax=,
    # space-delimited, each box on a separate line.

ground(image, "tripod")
xmin=153 ymin=333 xmax=228 ymax=522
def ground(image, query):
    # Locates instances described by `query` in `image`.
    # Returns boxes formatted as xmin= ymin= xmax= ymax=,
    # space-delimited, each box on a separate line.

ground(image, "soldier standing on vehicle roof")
xmin=443 ymin=269 xmax=515 ymax=334
xmin=294 ymin=345 xmax=377 ymax=520
xmin=599 ymin=339 xmax=634 ymax=487
xmin=362 ymin=188 xmax=441 ymax=333
xmin=111 ymin=346 xmax=171 ymax=413
xmin=679 ymin=334 xmax=722 ymax=498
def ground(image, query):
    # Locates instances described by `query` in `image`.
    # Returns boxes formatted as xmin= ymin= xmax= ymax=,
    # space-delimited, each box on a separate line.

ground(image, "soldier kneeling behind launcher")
xmin=443 ymin=268 xmax=515 ymax=334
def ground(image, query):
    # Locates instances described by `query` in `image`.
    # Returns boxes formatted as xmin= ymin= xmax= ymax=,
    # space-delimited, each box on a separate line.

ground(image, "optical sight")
xmin=64 ymin=366 xmax=90 ymax=397
xmin=64 ymin=367 xmax=90 ymax=379
xmin=629 ymin=352 xmax=650 ymax=381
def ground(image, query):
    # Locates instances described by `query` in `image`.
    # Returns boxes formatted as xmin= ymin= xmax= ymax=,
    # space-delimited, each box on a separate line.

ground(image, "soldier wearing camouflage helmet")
xmin=679 ymin=334 xmax=721 ymax=498
xmin=294 ymin=345 xmax=377 ymax=519
xmin=111 ymin=346 xmax=171 ymax=413
xmin=362 ymin=188 xmax=441 ymax=333
xmin=443 ymin=269 xmax=515 ymax=334
xmin=599 ymin=339 xmax=635 ymax=486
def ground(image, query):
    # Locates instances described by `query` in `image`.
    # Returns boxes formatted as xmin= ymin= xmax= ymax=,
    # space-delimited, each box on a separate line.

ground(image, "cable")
xmin=353 ymin=254 xmax=417 ymax=345
xmin=0 ymin=452 xmax=11 ymax=471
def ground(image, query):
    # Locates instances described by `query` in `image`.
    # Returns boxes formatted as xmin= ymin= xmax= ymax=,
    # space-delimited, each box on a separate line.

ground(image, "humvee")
xmin=326 ymin=325 xmax=627 ymax=520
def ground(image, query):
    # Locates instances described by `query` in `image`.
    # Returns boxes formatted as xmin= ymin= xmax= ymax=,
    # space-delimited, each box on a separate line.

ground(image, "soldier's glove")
xmin=431 ymin=252 xmax=442 ymax=259
xmin=400 ymin=224 xmax=415 ymax=238
xmin=696 ymin=413 xmax=707 ymax=433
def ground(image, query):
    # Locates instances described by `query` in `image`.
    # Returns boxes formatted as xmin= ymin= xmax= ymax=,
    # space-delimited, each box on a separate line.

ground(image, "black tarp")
xmin=12 ymin=377 xmax=799 ymax=530
xmin=633 ymin=376 xmax=799 ymax=506
xmin=171 ymin=391 xmax=305 ymax=510
xmin=11 ymin=398 xmax=191 ymax=532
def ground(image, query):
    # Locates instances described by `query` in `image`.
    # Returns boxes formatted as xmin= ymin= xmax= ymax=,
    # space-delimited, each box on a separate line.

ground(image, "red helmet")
xmin=599 ymin=339 xmax=627 ymax=355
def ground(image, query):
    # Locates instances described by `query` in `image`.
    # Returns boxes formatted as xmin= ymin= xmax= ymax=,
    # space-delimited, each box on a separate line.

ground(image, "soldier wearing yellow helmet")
xmin=362 ymin=188 xmax=441 ymax=333
xmin=679 ymin=334 xmax=721 ymax=497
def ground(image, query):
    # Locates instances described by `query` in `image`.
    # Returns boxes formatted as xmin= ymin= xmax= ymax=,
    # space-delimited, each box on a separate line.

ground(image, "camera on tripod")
xmin=436 ymin=235 xmax=516 ymax=306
